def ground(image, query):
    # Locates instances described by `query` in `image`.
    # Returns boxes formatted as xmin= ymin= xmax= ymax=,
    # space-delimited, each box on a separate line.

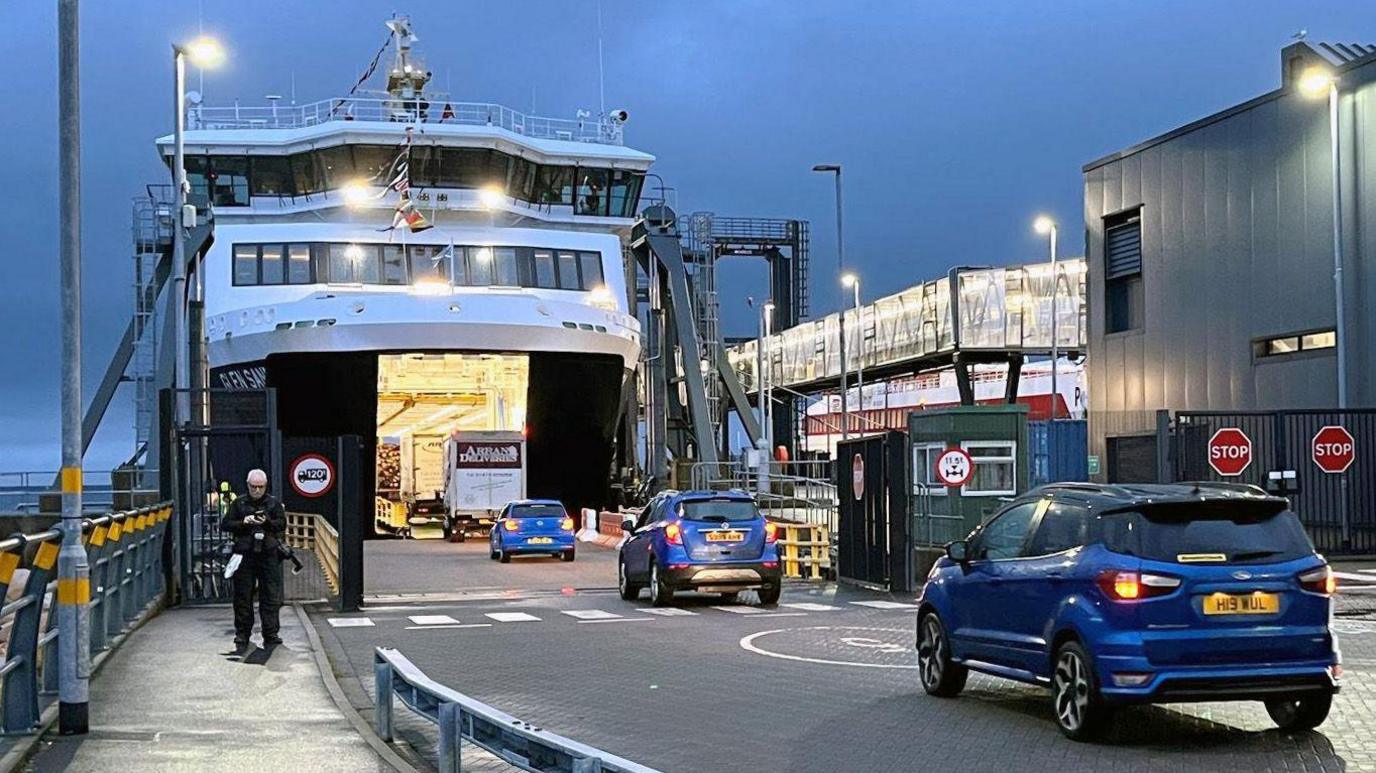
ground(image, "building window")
xmin=911 ymin=443 xmax=948 ymax=496
xmin=961 ymin=441 xmax=1017 ymax=496
xmin=1104 ymin=208 xmax=1143 ymax=334
xmin=1256 ymin=329 xmax=1336 ymax=359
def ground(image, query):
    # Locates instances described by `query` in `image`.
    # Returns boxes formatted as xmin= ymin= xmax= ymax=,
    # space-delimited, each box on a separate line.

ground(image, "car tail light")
xmin=1299 ymin=565 xmax=1336 ymax=596
xmin=560 ymin=516 xmax=575 ymax=531
xmin=764 ymin=522 xmax=779 ymax=543
xmin=665 ymin=522 xmax=683 ymax=545
xmin=1097 ymin=570 xmax=1179 ymax=601
xmin=763 ymin=560 xmax=778 ymax=569
xmin=502 ymin=519 xmax=519 ymax=532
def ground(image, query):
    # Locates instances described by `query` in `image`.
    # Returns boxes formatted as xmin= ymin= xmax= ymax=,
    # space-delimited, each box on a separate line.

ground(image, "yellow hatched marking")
xmin=34 ymin=541 xmax=59 ymax=571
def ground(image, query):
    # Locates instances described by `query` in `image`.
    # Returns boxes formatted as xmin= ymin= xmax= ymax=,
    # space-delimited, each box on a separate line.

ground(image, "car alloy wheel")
xmin=650 ymin=562 xmax=673 ymax=606
xmin=1053 ymin=649 xmax=1090 ymax=734
xmin=918 ymin=616 xmax=944 ymax=691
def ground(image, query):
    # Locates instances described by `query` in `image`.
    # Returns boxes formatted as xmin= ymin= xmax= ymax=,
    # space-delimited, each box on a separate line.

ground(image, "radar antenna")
xmin=384 ymin=16 xmax=432 ymax=99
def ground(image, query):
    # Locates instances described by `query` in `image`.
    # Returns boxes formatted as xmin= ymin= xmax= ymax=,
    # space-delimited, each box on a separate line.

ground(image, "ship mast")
xmin=384 ymin=16 xmax=431 ymax=102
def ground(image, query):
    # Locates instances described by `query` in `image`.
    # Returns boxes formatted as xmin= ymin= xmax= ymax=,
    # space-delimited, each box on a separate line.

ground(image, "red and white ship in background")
xmin=802 ymin=360 xmax=1086 ymax=454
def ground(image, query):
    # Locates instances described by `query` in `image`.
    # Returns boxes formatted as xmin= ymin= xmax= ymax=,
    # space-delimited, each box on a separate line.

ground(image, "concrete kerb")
xmin=0 ymin=594 xmax=166 ymax=773
xmin=293 ymin=604 xmax=419 ymax=773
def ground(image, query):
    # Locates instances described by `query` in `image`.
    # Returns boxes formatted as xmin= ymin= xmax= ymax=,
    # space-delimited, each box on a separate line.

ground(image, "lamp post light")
xmin=171 ymin=35 xmax=224 ymax=427
xmin=812 ymin=164 xmax=847 ymax=440
xmin=1299 ymin=66 xmax=1347 ymax=409
xmin=841 ymin=272 xmax=862 ymax=425
xmin=1033 ymin=215 xmax=1059 ymax=420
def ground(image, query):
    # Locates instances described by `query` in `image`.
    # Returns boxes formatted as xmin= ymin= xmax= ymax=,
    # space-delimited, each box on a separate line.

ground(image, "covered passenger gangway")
xmin=727 ymin=258 xmax=1087 ymax=404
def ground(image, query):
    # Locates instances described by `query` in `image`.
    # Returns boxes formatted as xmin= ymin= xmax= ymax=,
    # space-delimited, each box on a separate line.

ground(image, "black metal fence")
xmin=1175 ymin=410 xmax=1376 ymax=555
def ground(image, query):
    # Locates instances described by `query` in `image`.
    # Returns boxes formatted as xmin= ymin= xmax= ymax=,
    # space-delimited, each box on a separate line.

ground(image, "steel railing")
xmin=911 ymin=482 xmax=967 ymax=547
xmin=687 ymin=460 xmax=839 ymax=532
xmin=0 ymin=503 xmax=172 ymax=733
xmin=374 ymin=648 xmax=658 ymax=773
xmin=189 ymin=94 xmax=625 ymax=145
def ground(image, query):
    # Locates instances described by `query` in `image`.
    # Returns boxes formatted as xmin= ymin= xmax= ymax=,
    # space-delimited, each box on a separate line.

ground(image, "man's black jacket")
xmin=221 ymin=494 xmax=287 ymax=555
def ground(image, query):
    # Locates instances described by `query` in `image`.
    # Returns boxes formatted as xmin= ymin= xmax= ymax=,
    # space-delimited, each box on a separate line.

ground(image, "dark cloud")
xmin=2 ymin=0 xmax=1371 ymax=470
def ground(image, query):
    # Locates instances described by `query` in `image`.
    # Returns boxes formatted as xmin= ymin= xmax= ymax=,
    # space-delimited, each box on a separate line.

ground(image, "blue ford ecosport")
xmin=618 ymin=490 xmax=782 ymax=606
xmin=916 ymin=482 xmax=1340 ymax=741
xmin=489 ymin=500 xmax=576 ymax=563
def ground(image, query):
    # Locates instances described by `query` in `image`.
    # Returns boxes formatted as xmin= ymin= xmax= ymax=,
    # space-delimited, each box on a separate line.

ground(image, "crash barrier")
xmin=773 ymin=522 xmax=830 ymax=580
xmin=374 ymin=497 xmax=408 ymax=536
xmin=0 ymin=503 xmax=172 ymax=734
xmin=284 ymin=512 xmax=340 ymax=594
xmin=374 ymin=647 xmax=659 ymax=773
xmin=598 ymin=511 xmax=628 ymax=539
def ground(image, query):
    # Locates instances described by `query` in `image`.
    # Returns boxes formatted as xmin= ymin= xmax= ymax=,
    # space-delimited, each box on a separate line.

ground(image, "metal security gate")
xmin=836 ymin=432 xmax=911 ymax=590
xmin=1175 ymin=410 xmax=1376 ymax=554
xmin=164 ymin=388 xmax=278 ymax=603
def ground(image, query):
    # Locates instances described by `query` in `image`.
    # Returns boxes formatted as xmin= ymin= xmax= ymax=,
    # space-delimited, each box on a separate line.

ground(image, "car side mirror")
xmin=621 ymin=518 xmax=636 ymax=533
xmin=945 ymin=540 xmax=970 ymax=563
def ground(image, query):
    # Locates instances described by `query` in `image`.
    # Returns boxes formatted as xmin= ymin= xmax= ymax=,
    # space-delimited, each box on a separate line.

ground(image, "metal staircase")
xmin=129 ymin=192 xmax=174 ymax=473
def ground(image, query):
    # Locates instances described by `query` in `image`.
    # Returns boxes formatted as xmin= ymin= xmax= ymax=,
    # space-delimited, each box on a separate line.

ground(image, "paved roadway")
xmin=316 ymin=541 xmax=1376 ymax=772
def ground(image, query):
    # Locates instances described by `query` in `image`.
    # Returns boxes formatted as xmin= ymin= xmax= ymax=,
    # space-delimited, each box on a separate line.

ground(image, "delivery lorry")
xmin=442 ymin=430 xmax=526 ymax=542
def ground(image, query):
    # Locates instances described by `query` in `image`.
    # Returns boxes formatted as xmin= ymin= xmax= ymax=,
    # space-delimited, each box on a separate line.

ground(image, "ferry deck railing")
xmin=189 ymin=94 xmax=624 ymax=145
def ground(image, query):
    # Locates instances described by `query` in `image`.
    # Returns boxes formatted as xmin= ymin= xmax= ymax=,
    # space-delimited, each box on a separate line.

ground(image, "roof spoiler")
xmin=1100 ymin=496 xmax=1289 ymax=519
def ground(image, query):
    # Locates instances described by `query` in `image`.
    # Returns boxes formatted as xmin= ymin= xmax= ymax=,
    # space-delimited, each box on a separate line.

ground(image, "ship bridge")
xmin=727 ymin=258 xmax=1087 ymax=401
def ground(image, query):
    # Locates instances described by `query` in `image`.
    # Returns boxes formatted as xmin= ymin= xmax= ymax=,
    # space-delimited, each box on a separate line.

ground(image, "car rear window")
xmin=678 ymin=500 xmax=759 ymax=522
xmin=1099 ymin=500 xmax=1315 ymax=564
xmin=510 ymin=505 xmax=565 ymax=519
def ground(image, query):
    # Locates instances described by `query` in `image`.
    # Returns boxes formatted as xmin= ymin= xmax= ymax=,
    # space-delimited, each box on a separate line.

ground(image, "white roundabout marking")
xmin=739 ymin=626 xmax=918 ymax=669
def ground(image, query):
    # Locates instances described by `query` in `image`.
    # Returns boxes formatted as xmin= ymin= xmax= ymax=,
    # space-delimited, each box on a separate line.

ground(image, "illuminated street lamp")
xmin=1033 ymin=215 xmax=1059 ymax=419
xmin=812 ymin=163 xmax=848 ymax=440
xmin=171 ymin=35 xmax=225 ymax=426
xmin=1299 ymin=66 xmax=1348 ymax=408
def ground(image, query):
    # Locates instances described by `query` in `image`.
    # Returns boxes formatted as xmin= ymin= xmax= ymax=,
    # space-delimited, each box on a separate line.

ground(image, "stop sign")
xmin=1312 ymin=425 xmax=1355 ymax=474
xmin=1208 ymin=428 xmax=1252 ymax=477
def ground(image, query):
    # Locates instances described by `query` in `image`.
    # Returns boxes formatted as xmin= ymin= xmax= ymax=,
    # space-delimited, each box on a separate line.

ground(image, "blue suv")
xmin=618 ymin=490 xmax=782 ymax=606
xmin=489 ymin=500 xmax=576 ymax=563
xmin=916 ymin=483 xmax=1339 ymax=741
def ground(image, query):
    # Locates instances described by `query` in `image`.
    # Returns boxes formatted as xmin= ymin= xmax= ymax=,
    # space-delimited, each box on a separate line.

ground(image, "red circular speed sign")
xmin=1207 ymin=428 xmax=1252 ymax=477
xmin=1312 ymin=425 xmax=1355 ymax=474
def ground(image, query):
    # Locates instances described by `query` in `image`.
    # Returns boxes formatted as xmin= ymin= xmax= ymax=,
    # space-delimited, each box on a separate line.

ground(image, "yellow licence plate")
xmin=528 ymin=537 xmax=554 ymax=544
xmin=705 ymin=531 xmax=744 ymax=543
xmin=1203 ymin=592 xmax=1280 ymax=615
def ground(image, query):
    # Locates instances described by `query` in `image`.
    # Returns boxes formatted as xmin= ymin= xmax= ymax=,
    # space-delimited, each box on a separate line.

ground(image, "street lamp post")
xmin=813 ymin=164 xmax=847 ymax=440
xmin=171 ymin=36 xmax=224 ymax=428
xmin=763 ymin=301 xmax=775 ymax=455
xmin=842 ymin=273 xmax=862 ymax=426
xmin=1034 ymin=216 xmax=1059 ymax=420
xmin=1299 ymin=67 xmax=1347 ymax=408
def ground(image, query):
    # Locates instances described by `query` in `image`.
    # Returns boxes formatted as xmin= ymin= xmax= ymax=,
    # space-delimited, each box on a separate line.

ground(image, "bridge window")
xmin=534 ymin=166 xmax=574 ymax=205
xmin=317 ymin=145 xmax=355 ymax=188
xmin=410 ymin=244 xmax=450 ymax=284
xmin=532 ymin=249 xmax=558 ymax=288
xmin=291 ymin=152 xmax=322 ymax=195
xmin=381 ymin=245 xmax=408 ymax=285
xmin=328 ymin=243 xmax=380 ymax=284
xmin=207 ymin=156 xmax=250 ymax=207
xmin=354 ymin=145 xmax=399 ymax=186
xmin=608 ymin=169 xmax=640 ymax=218
xmin=575 ymin=168 xmax=609 ymax=216
xmin=250 ymin=156 xmax=294 ymax=196
xmin=466 ymin=247 xmax=496 ymax=286
xmin=492 ymin=247 xmax=520 ymax=286
xmin=556 ymin=251 xmax=581 ymax=289
xmin=287 ymin=244 xmax=313 ymax=283
xmin=234 ymin=243 xmax=317 ymax=286
xmin=259 ymin=244 xmax=285 ymax=285
xmin=578 ymin=251 xmax=604 ymax=289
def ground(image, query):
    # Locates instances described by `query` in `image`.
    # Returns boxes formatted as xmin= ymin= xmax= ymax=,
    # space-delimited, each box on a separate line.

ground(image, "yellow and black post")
xmin=57 ymin=0 xmax=91 ymax=735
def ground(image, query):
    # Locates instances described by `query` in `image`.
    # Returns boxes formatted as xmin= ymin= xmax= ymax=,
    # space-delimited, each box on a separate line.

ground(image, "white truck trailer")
xmin=442 ymin=430 xmax=526 ymax=542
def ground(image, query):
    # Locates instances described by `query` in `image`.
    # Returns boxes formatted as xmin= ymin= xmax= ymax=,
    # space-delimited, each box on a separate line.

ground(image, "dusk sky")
xmin=3 ymin=1 xmax=1374 ymax=473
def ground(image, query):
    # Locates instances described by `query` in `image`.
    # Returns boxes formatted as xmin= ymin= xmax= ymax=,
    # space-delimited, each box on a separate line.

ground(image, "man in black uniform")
xmin=222 ymin=469 xmax=287 ymax=650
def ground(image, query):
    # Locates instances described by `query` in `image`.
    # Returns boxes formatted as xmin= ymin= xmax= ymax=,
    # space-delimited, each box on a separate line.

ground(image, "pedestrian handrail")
xmin=374 ymin=647 xmax=660 ymax=773
xmin=0 ymin=502 xmax=172 ymax=734
xmin=284 ymin=512 xmax=339 ymax=594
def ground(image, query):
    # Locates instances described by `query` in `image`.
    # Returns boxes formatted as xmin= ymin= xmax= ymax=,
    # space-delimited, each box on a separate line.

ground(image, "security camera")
xmin=609 ymin=108 xmax=629 ymax=123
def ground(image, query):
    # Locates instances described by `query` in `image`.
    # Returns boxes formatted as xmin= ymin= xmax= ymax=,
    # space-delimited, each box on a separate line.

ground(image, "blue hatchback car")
xmin=489 ymin=500 xmax=576 ymax=563
xmin=917 ymin=482 xmax=1339 ymax=741
xmin=618 ymin=490 xmax=782 ymax=606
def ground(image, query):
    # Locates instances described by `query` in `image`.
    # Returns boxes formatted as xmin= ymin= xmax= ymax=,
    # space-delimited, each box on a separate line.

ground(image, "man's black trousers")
xmin=232 ymin=552 xmax=284 ymax=642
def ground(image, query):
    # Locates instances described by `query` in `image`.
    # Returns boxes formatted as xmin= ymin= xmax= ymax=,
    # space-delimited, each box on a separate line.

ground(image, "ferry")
xmin=160 ymin=17 xmax=650 ymax=527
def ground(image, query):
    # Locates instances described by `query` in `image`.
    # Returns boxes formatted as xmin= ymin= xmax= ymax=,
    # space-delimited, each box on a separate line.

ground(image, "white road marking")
xmin=1359 ymin=569 xmax=1376 ymax=575
xmin=327 ymin=617 xmax=375 ymax=628
xmin=740 ymin=626 xmax=918 ymax=669
xmin=408 ymin=615 xmax=460 ymax=626
xmin=637 ymin=608 xmax=698 ymax=616
xmin=713 ymin=606 xmax=767 ymax=614
xmin=1334 ymin=571 xmax=1376 ymax=583
xmin=403 ymin=623 xmax=493 ymax=630
xmin=576 ymin=618 xmax=656 ymax=624
xmin=849 ymin=600 xmax=920 ymax=610
xmin=484 ymin=612 xmax=542 ymax=623
xmin=561 ymin=610 xmax=622 ymax=620
xmin=782 ymin=602 xmax=841 ymax=612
